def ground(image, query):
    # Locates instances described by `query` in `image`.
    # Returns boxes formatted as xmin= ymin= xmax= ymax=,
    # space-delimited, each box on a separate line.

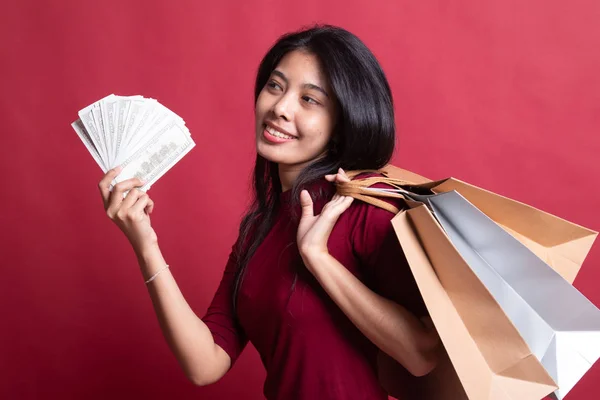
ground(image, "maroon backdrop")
xmin=1 ymin=1 xmax=599 ymax=399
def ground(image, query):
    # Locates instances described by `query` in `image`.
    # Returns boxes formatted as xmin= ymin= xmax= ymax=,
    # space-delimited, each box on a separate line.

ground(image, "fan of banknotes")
xmin=71 ymin=94 xmax=195 ymax=191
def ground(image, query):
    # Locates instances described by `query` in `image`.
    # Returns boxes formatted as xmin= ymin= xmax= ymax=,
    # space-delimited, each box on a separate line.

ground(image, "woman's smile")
xmin=263 ymin=123 xmax=298 ymax=143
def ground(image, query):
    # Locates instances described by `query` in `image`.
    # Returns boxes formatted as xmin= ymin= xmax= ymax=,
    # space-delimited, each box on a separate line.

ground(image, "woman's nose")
xmin=273 ymin=94 xmax=293 ymax=121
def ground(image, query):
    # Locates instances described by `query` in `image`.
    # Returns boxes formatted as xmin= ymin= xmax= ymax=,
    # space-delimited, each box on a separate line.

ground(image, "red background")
xmin=1 ymin=1 xmax=599 ymax=399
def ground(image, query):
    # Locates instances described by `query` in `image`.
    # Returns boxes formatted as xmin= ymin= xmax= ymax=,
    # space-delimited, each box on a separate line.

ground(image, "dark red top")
xmin=202 ymin=175 xmax=426 ymax=399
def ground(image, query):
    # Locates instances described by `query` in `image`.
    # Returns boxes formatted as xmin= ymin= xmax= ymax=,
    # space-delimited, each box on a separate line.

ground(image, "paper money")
xmin=72 ymin=94 xmax=195 ymax=191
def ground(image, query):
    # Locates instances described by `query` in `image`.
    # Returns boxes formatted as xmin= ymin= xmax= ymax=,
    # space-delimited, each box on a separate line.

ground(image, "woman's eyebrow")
xmin=272 ymin=70 xmax=329 ymax=98
xmin=304 ymin=83 xmax=329 ymax=98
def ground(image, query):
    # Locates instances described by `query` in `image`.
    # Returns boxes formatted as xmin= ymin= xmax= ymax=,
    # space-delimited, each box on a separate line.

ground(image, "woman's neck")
xmin=277 ymin=152 xmax=329 ymax=192
xmin=278 ymin=163 xmax=304 ymax=192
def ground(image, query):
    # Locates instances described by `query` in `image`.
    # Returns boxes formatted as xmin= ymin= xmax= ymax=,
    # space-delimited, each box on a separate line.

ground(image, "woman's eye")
xmin=303 ymin=96 xmax=319 ymax=105
xmin=266 ymin=81 xmax=282 ymax=90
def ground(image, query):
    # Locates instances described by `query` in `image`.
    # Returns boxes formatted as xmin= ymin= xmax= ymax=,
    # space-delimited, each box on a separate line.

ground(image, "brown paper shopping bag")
xmin=343 ymin=165 xmax=598 ymax=283
xmin=399 ymin=205 xmax=557 ymax=399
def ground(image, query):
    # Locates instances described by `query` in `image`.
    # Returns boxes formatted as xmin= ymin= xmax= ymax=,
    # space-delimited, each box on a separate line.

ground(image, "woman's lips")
xmin=262 ymin=125 xmax=297 ymax=143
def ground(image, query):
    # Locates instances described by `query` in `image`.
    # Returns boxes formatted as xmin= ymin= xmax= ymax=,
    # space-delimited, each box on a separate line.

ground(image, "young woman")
xmin=98 ymin=25 xmax=440 ymax=399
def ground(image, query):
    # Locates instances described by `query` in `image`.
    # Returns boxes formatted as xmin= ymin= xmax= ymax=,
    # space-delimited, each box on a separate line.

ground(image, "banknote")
xmin=78 ymin=100 xmax=108 ymax=164
xmin=72 ymin=118 xmax=107 ymax=172
xmin=72 ymin=94 xmax=195 ymax=192
xmin=100 ymin=94 xmax=118 ymax=166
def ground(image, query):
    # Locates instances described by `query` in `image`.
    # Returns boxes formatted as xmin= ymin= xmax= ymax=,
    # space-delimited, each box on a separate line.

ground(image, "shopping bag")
xmin=343 ymin=165 xmax=598 ymax=284
xmin=390 ymin=203 xmax=557 ymax=399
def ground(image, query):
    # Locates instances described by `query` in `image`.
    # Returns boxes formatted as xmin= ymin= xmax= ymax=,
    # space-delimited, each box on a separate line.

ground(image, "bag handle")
xmin=338 ymin=170 xmax=419 ymax=214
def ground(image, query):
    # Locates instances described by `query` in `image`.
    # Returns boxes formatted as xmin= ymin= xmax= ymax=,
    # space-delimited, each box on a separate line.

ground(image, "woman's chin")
xmin=257 ymin=141 xmax=287 ymax=162
xmin=256 ymin=138 xmax=326 ymax=167
xmin=256 ymin=143 xmax=280 ymax=162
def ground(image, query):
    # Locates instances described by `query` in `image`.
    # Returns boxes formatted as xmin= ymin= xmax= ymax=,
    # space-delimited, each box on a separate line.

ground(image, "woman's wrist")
xmin=136 ymin=243 xmax=169 ymax=282
xmin=134 ymin=241 xmax=162 ymax=265
xmin=300 ymin=249 xmax=330 ymax=273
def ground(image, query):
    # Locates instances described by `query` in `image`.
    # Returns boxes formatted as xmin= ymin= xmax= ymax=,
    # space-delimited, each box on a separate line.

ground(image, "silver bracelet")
xmin=145 ymin=264 xmax=170 ymax=285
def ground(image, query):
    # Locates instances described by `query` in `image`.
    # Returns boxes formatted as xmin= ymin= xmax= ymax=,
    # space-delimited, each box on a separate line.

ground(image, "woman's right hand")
xmin=99 ymin=166 xmax=158 ymax=254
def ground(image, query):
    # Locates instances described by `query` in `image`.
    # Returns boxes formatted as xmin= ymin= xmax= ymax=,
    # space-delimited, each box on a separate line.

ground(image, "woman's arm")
xmin=300 ymin=250 xmax=439 ymax=377
xmin=138 ymin=244 xmax=231 ymax=386
xmin=297 ymin=168 xmax=439 ymax=376
xmin=98 ymin=167 xmax=230 ymax=386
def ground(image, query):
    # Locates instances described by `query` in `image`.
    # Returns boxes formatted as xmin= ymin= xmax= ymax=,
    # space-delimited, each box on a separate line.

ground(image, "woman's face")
xmin=255 ymin=50 xmax=337 ymax=168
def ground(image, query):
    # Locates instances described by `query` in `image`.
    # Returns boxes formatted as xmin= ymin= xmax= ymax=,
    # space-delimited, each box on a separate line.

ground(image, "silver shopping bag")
xmin=425 ymin=190 xmax=600 ymax=400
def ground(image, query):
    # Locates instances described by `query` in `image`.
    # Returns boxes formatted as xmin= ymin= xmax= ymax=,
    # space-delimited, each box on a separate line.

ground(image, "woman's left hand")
xmin=297 ymin=168 xmax=354 ymax=259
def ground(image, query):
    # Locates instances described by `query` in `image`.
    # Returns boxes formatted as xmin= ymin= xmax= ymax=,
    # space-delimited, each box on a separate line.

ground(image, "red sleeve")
xmin=351 ymin=179 xmax=428 ymax=318
xmin=201 ymin=243 xmax=248 ymax=366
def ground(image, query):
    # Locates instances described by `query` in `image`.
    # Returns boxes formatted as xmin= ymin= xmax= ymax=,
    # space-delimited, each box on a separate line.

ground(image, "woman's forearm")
xmin=302 ymin=251 xmax=438 ymax=376
xmin=136 ymin=244 xmax=230 ymax=385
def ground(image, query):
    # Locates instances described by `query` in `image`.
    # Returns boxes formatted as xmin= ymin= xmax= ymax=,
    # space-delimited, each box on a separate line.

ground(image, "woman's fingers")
xmin=145 ymin=198 xmax=155 ymax=215
xmin=321 ymin=194 xmax=340 ymax=213
xmin=337 ymin=168 xmax=351 ymax=182
xmin=321 ymin=195 xmax=354 ymax=219
xmin=98 ymin=166 xmax=122 ymax=207
xmin=325 ymin=168 xmax=352 ymax=185
xmin=300 ymin=190 xmax=314 ymax=219
xmin=340 ymin=195 xmax=354 ymax=211
xmin=119 ymin=188 xmax=146 ymax=214
xmin=311 ymin=196 xmax=354 ymax=240
xmin=129 ymin=193 xmax=151 ymax=218
xmin=106 ymin=178 xmax=145 ymax=217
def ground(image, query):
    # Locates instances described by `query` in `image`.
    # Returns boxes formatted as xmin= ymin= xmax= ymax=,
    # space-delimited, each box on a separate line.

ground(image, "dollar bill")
xmin=72 ymin=118 xmax=107 ymax=172
xmin=78 ymin=103 xmax=107 ymax=163
xmin=100 ymin=94 xmax=118 ymax=167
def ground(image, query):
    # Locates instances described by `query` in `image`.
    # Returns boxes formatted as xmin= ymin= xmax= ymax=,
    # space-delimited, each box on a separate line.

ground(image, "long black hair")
xmin=232 ymin=24 xmax=396 ymax=313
